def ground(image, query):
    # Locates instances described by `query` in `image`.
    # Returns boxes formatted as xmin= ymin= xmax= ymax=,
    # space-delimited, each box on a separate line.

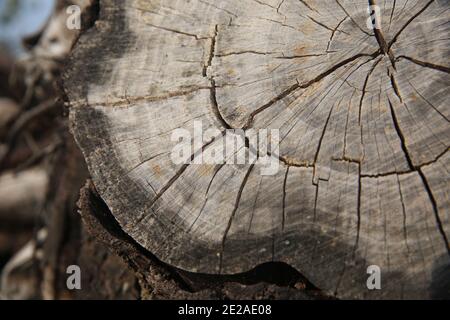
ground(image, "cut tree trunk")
xmin=65 ymin=0 xmax=450 ymax=299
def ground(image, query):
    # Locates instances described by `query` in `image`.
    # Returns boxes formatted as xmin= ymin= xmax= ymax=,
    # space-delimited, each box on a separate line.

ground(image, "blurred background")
xmin=0 ymin=0 xmax=139 ymax=300
xmin=0 ymin=0 xmax=55 ymax=56
xmin=0 ymin=0 xmax=59 ymax=299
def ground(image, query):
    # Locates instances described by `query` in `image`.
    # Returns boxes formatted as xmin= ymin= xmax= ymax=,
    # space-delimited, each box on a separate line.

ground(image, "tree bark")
xmin=65 ymin=0 xmax=450 ymax=299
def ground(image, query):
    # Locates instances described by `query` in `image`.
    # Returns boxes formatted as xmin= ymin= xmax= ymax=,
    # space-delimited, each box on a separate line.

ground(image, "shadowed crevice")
xmin=79 ymin=181 xmax=329 ymax=298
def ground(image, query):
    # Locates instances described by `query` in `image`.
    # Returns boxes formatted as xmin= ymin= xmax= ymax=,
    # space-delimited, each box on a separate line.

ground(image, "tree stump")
xmin=65 ymin=0 xmax=450 ymax=299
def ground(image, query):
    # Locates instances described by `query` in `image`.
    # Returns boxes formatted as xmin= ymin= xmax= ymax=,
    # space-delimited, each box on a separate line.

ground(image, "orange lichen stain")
xmin=227 ymin=68 xmax=236 ymax=77
xmin=198 ymin=164 xmax=214 ymax=177
xmin=294 ymin=45 xmax=307 ymax=56
xmin=409 ymin=93 xmax=417 ymax=101
xmin=299 ymin=21 xmax=315 ymax=36
xmin=152 ymin=165 xmax=162 ymax=176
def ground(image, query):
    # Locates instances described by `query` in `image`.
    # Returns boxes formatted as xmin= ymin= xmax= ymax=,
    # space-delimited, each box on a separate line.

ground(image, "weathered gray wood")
xmin=65 ymin=0 xmax=450 ymax=299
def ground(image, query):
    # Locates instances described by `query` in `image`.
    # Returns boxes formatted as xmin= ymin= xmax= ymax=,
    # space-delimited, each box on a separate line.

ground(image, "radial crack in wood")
xmin=65 ymin=0 xmax=450 ymax=299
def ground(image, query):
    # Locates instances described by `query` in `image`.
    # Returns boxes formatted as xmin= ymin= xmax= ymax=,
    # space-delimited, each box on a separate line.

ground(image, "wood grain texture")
xmin=65 ymin=0 xmax=450 ymax=299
